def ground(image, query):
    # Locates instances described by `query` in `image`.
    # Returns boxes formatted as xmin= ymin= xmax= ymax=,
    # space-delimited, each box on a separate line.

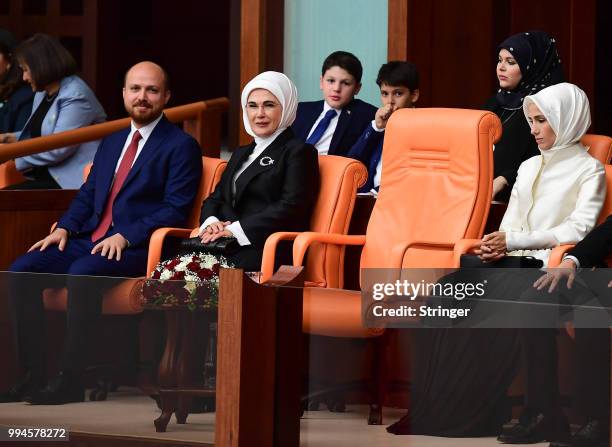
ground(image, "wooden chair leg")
xmin=176 ymin=395 xmax=192 ymax=424
xmin=154 ymin=390 xmax=176 ymax=432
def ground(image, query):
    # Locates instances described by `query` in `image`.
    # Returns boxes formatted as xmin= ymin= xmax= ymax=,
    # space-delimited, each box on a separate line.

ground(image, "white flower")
xmin=184 ymin=281 xmax=197 ymax=294
xmin=175 ymin=261 xmax=188 ymax=272
xmin=160 ymin=270 xmax=172 ymax=280
xmin=185 ymin=273 xmax=200 ymax=282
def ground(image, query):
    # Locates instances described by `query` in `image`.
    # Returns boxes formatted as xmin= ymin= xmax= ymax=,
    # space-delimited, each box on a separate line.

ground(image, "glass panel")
xmin=284 ymin=0 xmax=388 ymax=106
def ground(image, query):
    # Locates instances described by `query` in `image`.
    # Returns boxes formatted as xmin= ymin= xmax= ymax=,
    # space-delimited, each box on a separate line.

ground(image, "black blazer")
xmin=200 ymin=128 xmax=320 ymax=250
xmin=568 ymin=215 xmax=612 ymax=268
xmin=291 ymin=98 xmax=376 ymax=156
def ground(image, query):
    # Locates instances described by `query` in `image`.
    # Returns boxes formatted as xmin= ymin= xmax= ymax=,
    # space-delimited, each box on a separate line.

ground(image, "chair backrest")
xmin=186 ymin=156 xmax=227 ymax=228
xmin=360 ymin=108 xmax=501 ymax=270
xmin=0 ymin=160 xmax=26 ymax=188
xmin=304 ymin=155 xmax=367 ymax=288
xmin=83 ymin=163 xmax=92 ymax=180
xmin=582 ymin=134 xmax=612 ymax=164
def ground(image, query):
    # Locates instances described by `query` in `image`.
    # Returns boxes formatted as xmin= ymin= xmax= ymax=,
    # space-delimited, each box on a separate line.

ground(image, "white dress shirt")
xmin=306 ymin=101 xmax=340 ymax=155
xmin=500 ymin=144 xmax=606 ymax=266
xmin=114 ymin=113 xmax=163 ymax=173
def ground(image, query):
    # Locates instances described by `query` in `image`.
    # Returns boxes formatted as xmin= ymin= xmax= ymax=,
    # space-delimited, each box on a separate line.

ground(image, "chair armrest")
xmin=452 ymin=239 xmax=483 ymax=267
xmin=548 ymin=244 xmax=576 ymax=267
xmin=146 ymin=227 xmax=194 ymax=274
xmin=293 ymin=232 xmax=366 ymax=266
xmin=261 ymin=232 xmax=300 ymax=283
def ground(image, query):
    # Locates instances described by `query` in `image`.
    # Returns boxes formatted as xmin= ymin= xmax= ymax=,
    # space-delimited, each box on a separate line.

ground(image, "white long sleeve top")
xmin=500 ymin=143 xmax=606 ymax=266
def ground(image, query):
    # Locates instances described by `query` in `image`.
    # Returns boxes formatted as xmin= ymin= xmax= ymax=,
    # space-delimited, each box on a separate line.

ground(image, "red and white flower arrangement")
xmin=142 ymin=252 xmax=232 ymax=310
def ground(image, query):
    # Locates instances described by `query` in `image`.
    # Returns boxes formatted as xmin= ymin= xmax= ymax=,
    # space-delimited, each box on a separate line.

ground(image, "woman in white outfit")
xmin=388 ymin=82 xmax=606 ymax=439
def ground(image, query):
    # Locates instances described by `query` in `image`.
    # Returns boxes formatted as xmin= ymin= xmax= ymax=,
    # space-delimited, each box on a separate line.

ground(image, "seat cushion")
xmin=43 ymin=278 xmax=145 ymax=315
xmin=303 ymin=287 xmax=383 ymax=338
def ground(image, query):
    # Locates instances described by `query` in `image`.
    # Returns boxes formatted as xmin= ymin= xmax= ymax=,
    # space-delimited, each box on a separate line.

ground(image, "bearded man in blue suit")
xmin=0 ymin=61 xmax=202 ymax=405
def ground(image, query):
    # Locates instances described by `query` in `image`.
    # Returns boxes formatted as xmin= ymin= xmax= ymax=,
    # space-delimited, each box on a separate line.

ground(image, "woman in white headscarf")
xmin=479 ymin=82 xmax=606 ymax=267
xmin=388 ymin=83 xmax=606 ymax=439
xmin=198 ymin=71 xmax=320 ymax=270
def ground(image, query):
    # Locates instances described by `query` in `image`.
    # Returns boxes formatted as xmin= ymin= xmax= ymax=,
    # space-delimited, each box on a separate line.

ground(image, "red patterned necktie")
xmin=91 ymin=130 xmax=142 ymax=242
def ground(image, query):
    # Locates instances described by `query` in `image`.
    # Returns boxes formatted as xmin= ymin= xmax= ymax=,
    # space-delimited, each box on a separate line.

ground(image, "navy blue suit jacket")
xmin=291 ymin=98 xmax=376 ymax=156
xmin=347 ymin=124 xmax=384 ymax=192
xmin=58 ymin=115 xmax=202 ymax=247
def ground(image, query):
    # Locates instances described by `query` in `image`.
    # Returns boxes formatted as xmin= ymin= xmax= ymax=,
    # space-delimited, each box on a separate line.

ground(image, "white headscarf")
xmin=523 ymin=82 xmax=591 ymax=151
xmin=240 ymin=71 xmax=298 ymax=145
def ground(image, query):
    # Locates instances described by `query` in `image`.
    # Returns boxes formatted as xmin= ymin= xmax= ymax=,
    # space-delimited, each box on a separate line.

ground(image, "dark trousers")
xmin=522 ymin=327 xmax=610 ymax=423
xmin=7 ymin=235 xmax=147 ymax=375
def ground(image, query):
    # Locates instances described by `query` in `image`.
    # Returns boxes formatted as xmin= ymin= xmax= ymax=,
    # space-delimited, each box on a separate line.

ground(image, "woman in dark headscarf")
xmin=484 ymin=31 xmax=564 ymax=201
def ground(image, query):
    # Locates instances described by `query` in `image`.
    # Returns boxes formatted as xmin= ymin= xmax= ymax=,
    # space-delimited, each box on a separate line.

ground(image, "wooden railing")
xmin=0 ymin=97 xmax=229 ymax=163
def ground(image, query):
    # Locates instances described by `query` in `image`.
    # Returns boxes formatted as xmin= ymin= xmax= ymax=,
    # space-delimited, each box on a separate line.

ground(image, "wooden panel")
xmin=0 ymin=190 xmax=77 ymax=270
xmin=239 ymin=0 xmax=265 ymax=146
xmin=216 ymin=267 xmax=303 ymax=447
xmin=387 ymin=0 xmax=495 ymax=108
xmin=236 ymin=0 xmax=284 ymax=146
xmin=387 ymin=0 xmax=408 ymax=60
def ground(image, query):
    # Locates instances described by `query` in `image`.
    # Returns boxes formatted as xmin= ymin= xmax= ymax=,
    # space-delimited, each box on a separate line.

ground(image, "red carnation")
xmin=186 ymin=261 xmax=201 ymax=272
xmin=166 ymin=259 xmax=180 ymax=270
xmin=197 ymin=268 xmax=214 ymax=280
xmin=212 ymin=263 xmax=220 ymax=275
xmin=172 ymin=271 xmax=186 ymax=280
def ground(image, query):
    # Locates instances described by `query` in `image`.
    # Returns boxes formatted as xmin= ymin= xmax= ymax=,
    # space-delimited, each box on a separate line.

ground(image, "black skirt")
xmin=388 ymin=268 xmax=544 ymax=437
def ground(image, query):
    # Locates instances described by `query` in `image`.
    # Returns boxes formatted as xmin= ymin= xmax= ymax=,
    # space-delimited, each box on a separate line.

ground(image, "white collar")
xmin=322 ymin=101 xmax=341 ymax=115
xmin=253 ymin=127 xmax=285 ymax=148
xmin=130 ymin=113 xmax=163 ymax=141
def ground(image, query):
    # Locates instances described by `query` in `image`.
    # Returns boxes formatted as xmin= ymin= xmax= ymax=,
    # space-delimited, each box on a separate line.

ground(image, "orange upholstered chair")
xmin=582 ymin=134 xmax=612 ymax=165
xmin=291 ymin=108 xmax=501 ymax=424
xmin=43 ymin=156 xmax=227 ymax=315
xmin=146 ymin=155 xmax=368 ymax=287
xmin=0 ymin=160 xmax=26 ymax=188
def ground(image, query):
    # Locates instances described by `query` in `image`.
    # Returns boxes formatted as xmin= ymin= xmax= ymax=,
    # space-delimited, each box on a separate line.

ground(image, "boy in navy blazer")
xmin=292 ymin=51 xmax=376 ymax=156
xmin=0 ymin=62 xmax=202 ymax=405
xmin=347 ymin=61 xmax=420 ymax=192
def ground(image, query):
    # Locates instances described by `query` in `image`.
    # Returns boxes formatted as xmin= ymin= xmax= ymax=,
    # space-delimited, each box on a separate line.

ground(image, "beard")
xmin=128 ymin=101 xmax=162 ymax=125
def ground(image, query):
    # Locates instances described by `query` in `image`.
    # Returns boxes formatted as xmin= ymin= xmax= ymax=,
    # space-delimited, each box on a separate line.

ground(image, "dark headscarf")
xmin=496 ymin=30 xmax=564 ymax=110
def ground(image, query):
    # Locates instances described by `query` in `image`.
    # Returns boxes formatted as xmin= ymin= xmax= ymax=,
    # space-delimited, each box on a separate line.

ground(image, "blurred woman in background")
xmin=0 ymin=33 xmax=106 ymax=189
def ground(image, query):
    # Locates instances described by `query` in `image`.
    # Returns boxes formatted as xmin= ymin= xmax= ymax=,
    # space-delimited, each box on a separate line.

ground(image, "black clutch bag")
xmin=177 ymin=236 xmax=240 ymax=257
xmin=460 ymin=254 xmax=543 ymax=269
